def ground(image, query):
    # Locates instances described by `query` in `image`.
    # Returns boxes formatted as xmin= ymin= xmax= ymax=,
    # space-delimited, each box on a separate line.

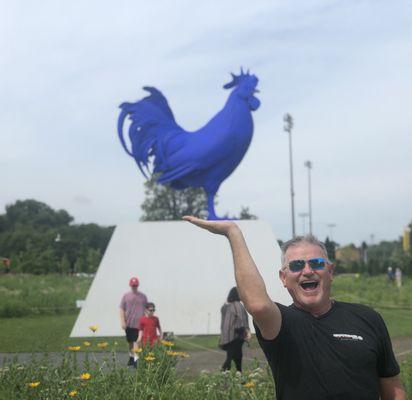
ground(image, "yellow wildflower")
xmin=144 ymin=355 xmax=156 ymax=362
xmin=28 ymin=381 xmax=40 ymax=388
xmin=172 ymin=351 xmax=189 ymax=358
xmin=69 ymin=390 xmax=78 ymax=397
xmin=97 ymin=342 xmax=109 ymax=348
xmin=80 ymin=373 xmax=91 ymax=380
xmin=133 ymin=347 xmax=143 ymax=353
xmin=89 ymin=325 xmax=98 ymax=333
xmin=68 ymin=346 xmax=81 ymax=351
xmin=83 ymin=341 xmax=91 ymax=347
xmin=243 ymin=381 xmax=255 ymax=388
xmin=166 ymin=350 xmax=178 ymax=356
xmin=161 ymin=340 xmax=174 ymax=347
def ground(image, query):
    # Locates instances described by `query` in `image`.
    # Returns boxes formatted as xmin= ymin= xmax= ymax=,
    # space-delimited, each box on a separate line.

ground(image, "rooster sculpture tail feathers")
xmin=117 ymin=87 xmax=182 ymax=178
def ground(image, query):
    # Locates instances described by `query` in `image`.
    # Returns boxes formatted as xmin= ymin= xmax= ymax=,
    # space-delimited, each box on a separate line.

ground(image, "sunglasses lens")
xmin=309 ymin=258 xmax=325 ymax=270
xmin=289 ymin=260 xmax=305 ymax=272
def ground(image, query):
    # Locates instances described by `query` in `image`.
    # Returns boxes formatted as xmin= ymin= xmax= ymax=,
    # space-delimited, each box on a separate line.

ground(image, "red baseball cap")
xmin=129 ymin=277 xmax=139 ymax=287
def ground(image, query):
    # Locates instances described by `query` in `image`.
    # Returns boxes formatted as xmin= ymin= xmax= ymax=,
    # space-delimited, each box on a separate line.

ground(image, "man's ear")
xmin=279 ymin=269 xmax=287 ymax=287
xmin=328 ymin=263 xmax=334 ymax=279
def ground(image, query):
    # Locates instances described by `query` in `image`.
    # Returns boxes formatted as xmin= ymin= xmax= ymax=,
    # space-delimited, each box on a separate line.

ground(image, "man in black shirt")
xmin=183 ymin=217 xmax=406 ymax=400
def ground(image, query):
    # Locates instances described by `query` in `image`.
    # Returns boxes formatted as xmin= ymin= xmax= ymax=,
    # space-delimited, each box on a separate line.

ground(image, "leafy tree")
xmin=140 ymin=176 xmax=209 ymax=221
xmin=4 ymin=199 xmax=72 ymax=230
xmin=238 ymin=207 xmax=257 ymax=220
xmin=324 ymin=237 xmax=337 ymax=261
xmin=0 ymin=199 xmax=113 ymax=274
xmin=140 ymin=177 xmax=258 ymax=221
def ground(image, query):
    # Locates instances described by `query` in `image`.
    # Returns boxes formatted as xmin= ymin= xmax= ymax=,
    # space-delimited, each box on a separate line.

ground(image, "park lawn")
xmin=0 ymin=309 xmax=410 ymax=353
xmin=0 ymin=274 xmax=92 ymax=318
xmin=0 ymin=313 xmax=263 ymax=353
xmin=0 ymin=313 xmax=218 ymax=353
xmin=0 ymin=274 xmax=411 ymax=353
xmin=376 ymin=308 xmax=412 ymax=338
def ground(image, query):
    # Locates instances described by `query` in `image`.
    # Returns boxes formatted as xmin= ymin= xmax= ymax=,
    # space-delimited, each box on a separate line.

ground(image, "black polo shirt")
xmin=254 ymin=301 xmax=399 ymax=400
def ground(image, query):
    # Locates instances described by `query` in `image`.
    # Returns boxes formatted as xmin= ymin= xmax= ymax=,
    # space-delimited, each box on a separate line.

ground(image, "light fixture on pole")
xmin=327 ymin=223 xmax=336 ymax=241
xmin=298 ymin=212 xmax=309 ymax=235
xmin=304 ymin=160 xmax=313 ymax=235
xmin=283 ymin=113 xmax=296 ymax=237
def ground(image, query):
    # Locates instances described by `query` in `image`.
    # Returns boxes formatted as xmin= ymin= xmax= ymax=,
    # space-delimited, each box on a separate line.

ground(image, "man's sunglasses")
xmin=288 ymin=257 xmax=326 ymax=273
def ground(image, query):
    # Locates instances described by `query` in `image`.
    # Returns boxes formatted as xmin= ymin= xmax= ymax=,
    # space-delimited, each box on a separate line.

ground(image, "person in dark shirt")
xmin=183 ymin=217 xmax=406 ymax=400
xmin=219 ymin=287 xmax=251 ymax=373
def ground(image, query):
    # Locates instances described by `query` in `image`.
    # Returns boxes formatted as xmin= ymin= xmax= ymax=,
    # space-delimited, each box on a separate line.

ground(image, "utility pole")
xmin=284 ymin=113 xmax=296 ymax=237
xmin=304 ymin=160 xmax=313 ymax=235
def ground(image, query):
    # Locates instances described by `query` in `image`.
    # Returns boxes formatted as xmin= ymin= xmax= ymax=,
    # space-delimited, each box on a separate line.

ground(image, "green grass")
xmin=332 ymin=275 xmax=412 ymax=338
xmin=332 ymin=274 xmax=412 ymax=307
xmin=1 ymin=347 xmax=411 ymax=399
xmin=0 ymin=315 xmax=78 ymax=353
xmin=0 ymin=274 xmax=92 ymax=317
xmin=0 ymin=274 xmax=411 ymax=353
xmin=0 ymin=314 xmax=260 ymax=354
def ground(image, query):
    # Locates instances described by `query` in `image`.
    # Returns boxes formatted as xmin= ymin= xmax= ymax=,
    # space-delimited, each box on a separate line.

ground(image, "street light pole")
xmin=284 ymin=113 xmax=296 ymax=237
xmin=327 ymin=223 xmax=336 ymax=241
xmin=304 ymin=160 xmax=313 ymax=235
xmin=298 ymin=212 xmax=309 ymax=235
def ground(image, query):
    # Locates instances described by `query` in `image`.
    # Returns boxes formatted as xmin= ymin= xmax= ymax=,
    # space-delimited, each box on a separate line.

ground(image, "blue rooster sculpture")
xmin=117 ymin=69 xmax=260 ymax=220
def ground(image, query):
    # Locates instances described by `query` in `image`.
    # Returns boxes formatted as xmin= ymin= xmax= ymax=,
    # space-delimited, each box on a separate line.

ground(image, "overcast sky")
xmin=1 ymin=0 xmax=411 ymax=246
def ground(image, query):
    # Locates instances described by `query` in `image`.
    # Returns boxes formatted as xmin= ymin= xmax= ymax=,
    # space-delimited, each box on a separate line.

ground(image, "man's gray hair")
xmin=280 ymin=235 xmax=330 ymax=270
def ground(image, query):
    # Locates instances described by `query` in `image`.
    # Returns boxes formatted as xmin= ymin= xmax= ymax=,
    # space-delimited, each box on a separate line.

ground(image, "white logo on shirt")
xmin=333 ymin=333 xmax=363 ymax=341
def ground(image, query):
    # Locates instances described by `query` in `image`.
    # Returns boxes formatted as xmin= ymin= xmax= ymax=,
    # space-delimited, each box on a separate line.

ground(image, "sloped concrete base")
xmin=70 ymin=220 xmax=290 ymax=337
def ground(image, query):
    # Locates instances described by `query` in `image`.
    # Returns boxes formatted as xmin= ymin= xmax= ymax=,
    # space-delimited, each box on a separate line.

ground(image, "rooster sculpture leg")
xmin=207 ymin=191 xmax=221 ymax=220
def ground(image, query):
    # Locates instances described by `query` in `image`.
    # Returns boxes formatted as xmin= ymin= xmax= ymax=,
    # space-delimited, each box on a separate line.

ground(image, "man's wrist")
xmin=227 ymin=224 xmax=242 ymax=240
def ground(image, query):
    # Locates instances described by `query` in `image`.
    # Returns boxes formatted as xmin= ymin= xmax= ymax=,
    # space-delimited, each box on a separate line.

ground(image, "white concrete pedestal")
xmin=70 ymin=220 xmax=290 ymax=337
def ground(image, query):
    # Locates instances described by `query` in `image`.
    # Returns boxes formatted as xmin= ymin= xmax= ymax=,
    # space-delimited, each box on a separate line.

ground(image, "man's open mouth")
xmin=300 ymin=281 xmax=319 ymax=291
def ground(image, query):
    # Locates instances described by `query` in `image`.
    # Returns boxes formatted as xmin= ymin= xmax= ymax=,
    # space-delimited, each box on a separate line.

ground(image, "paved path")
xmin=1 ymin=338 xmax=411 ymax=378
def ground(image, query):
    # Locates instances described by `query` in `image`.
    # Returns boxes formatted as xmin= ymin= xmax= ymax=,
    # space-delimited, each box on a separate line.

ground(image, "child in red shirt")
xmin=137 ymin=302 xmax=162 ymax=347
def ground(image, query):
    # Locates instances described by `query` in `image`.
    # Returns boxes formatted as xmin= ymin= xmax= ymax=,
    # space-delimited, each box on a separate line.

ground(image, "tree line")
xmin=324 ymin=235 xmax=412 ymax=276
xmin=0 ymin=180 xmax=257 ymax=274
xmin=0 ymin=199 xmax=114 ymax=274
xmin=2 ymin=181 xmax=409 ymax=276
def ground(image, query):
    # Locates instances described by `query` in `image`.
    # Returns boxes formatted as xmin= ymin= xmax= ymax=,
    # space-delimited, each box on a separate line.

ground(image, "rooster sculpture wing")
xmin=118 ymin=70 xmax=260 ymax=220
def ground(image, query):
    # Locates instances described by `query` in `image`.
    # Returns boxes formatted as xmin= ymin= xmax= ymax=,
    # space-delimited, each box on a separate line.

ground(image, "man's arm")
xmin=157 ymin=318 xmax=163 ymax=339
xmin=136 ymin=330 xmax=143 ymax=347
xmin=379 ymin=375 xmax=407 ymax=400
xmin=183 ymin=216 xmax=281 ymax=340
xmin=380 ymin=375 xmax=407 ymax=400
xmin=119 ymin=308 xmax=126 ymax=330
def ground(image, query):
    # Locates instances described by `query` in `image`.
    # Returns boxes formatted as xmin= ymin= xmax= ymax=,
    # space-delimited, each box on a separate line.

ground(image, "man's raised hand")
xmin=182 ymin=216 xmax=239 ymax=237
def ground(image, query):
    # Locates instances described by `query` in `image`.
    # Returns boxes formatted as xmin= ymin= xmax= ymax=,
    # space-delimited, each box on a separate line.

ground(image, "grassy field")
xmin=0 ymin=274 xmax=92 ymax=318
xmin=332 ymin=274 xmax=412 ymax=338
xmin=0 ymin=274 xmax=411 ymax=353
xmin=1 ymin=274 xmax=411 ymax=398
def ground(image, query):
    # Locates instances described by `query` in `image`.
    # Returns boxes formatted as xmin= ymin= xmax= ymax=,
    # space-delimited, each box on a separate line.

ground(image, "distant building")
xmin=335 ymin=245 xmax=362 ymax=263
xmin=403 ymin=227 xmax=411 ymax=254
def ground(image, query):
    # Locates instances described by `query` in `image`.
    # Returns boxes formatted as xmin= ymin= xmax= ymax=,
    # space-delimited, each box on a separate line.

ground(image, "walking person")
xmin=387 ymin=266 xmax=394 ymax=283
xmin=395 ymin=267 xmax=402 ymax=289
xmin=137 ymin=302 xmax=162 ymax=348
xmin=183 ymin=216 xmax=406 ymax=400
xmin=219 ymin=287 xmax=251 ymax=373
xmin=119 ymin=276 xmax=148 ymax=366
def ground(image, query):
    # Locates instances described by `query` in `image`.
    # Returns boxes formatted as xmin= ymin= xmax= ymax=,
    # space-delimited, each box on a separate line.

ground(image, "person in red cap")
xmin=119 ymin=276 xmax=147 ymax=366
